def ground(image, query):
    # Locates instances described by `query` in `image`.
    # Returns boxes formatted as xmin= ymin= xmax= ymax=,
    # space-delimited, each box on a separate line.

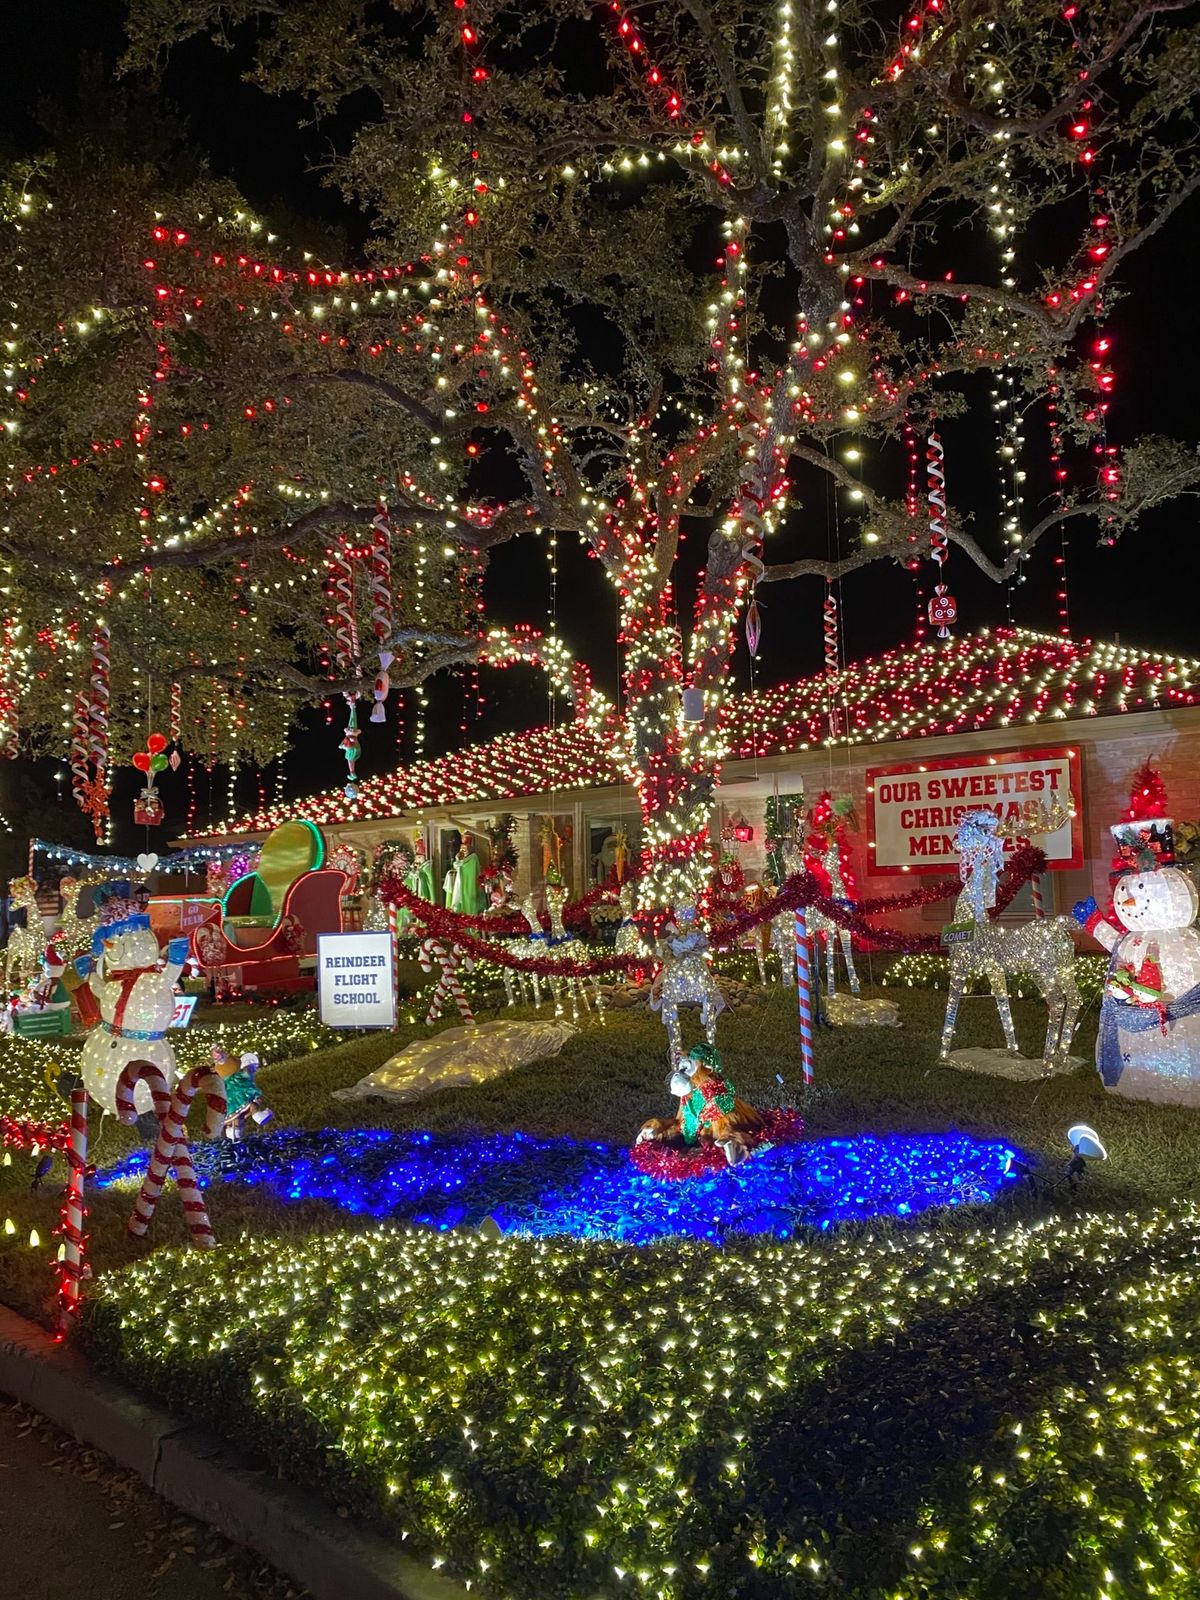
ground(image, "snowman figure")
xmin=77 ymin=913 xmax=189 ymax=1115
xmin=1075 ymin=816 xmax=1200 ymax=1106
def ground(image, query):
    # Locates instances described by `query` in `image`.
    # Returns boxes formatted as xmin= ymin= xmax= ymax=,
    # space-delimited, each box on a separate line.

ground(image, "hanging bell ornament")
xmin=928 ymin=584 xmax=957 ymax=640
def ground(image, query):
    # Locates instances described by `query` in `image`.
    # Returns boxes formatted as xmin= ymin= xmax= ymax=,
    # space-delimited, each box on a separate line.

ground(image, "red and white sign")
xmin=867 ymin=746 xmax=1083 ymax=874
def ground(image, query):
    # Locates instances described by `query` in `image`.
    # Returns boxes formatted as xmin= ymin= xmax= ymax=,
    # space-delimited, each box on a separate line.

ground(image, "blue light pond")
xmin=96 ymin=1127 xmax=1023 ymax=1243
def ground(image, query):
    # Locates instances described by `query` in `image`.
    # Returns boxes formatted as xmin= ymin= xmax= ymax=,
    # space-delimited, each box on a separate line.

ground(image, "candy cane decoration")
xmin=794 ymin=910 xmax=814 ymax=1085
xmin=56 ymin=1085 xmax=89 ymax=1333
xmin=116 ymin=1062 xmax=225 ymax=1249
xmin=926 ymin=429 xmax=947 ymax=566
xmin=419 ymin=935 xmax=475 ymax=1025
xmin=329 ymin=541 xmax=359 ymax=680
xmin=1031 ymin=874 xmax=1045 ymax=919
xmin=369 ymin=515 xmax=394 ymax=723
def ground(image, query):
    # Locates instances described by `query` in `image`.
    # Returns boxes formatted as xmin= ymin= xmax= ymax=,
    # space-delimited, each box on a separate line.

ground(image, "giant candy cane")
xmin=419 ymin=935 xmax=475 ymax=1025
xmin=116 ymin=1062 xmax=225 ymax=1249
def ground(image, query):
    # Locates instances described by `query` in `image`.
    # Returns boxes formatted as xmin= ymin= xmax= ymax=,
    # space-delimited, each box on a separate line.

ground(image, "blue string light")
xmin=96 ymin=1128 xmax=1023 ymax=1243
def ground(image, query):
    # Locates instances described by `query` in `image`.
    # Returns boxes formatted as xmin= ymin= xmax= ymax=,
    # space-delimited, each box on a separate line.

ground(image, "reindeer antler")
xmin=995 ymin=797 xmax=1072 ymax=841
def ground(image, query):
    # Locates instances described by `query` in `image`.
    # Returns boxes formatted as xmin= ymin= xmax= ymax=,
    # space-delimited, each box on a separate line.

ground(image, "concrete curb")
xmin=0 ymin=1304 xmax=472 ymax=1600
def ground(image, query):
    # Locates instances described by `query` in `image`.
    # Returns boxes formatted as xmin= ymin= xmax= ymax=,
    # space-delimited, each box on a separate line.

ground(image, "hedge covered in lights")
xmin=85 ymin=1208 xmax=1200 ymax=1599
xmin=883 ymin=951 xmax=1107 ymax=1005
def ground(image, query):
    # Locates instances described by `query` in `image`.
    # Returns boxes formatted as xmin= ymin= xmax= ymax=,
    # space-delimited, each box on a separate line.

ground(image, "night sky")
xmin=3 ymin=1 xmax=1198 ymax=854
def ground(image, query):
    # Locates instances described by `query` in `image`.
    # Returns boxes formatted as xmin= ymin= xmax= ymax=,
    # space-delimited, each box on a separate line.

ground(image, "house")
xmin=183 ymin=628 xmax=1200 ymax=940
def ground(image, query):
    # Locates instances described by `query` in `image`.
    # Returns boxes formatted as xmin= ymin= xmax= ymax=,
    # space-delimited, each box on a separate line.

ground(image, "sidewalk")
xmin=0 ymin=1395 xmax=303 ymax=1600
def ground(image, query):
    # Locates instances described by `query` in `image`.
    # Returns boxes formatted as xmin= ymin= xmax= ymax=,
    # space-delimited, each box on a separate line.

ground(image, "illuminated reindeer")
xmin=544 ymin=883 xmax=605 ymax=1024
xmin=939 ymin=799 xmax=1079 ymax=1074
xmin=3 ymin=877 xmax=44 ymax=990
xmin=806 ymin=798 xmax=861 ymax=998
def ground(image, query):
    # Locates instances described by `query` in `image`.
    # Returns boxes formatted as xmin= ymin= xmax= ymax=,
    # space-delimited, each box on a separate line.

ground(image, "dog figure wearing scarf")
xmin=636 ymin=1043 xmax=765 ymax=1165
xmin=79 ymin=913 xmax=188 ymax=1115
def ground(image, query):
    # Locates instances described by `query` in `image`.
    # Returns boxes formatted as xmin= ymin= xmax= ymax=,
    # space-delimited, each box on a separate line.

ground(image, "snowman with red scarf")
xmin=1074 ymin=767 xmax=1200 ymax=1105
xmin=77 ymin=907 xmax=188 ymax=1115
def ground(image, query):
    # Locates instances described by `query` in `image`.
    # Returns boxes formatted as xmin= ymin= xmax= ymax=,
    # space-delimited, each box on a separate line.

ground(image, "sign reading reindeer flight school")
xmin=317 ymin=931 xmax=397 ymax=1029
xmin=867 ymin=746 xmax=1083 ymax=874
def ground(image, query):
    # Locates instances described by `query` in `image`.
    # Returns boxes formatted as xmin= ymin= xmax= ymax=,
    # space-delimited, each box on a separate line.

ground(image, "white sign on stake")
xmin=317 ymin=931 xmax=397 ymax=1029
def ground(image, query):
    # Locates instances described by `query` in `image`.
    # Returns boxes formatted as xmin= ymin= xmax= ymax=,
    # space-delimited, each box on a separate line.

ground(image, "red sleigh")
xmin=189 ymin=820 xmax=347 ymax=998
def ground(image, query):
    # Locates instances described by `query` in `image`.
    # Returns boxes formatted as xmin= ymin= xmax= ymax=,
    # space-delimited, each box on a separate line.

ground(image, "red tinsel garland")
xmin=381 ymin=845 xmax=1047 ymax=976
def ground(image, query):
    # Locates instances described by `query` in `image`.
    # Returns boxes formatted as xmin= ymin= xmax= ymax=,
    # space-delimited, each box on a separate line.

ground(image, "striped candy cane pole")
xmin=57 ymin=1085 xmax=89 ymax=1334
xmin=1031 ymin=874 xmax=1045 ymax=918
xmin=794 ymin=909 xmax=814 ymax=1085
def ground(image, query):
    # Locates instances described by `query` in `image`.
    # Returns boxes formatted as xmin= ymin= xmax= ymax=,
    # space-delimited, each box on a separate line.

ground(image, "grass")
xmin=6 ymin=976 xmax=1200 ymax=1596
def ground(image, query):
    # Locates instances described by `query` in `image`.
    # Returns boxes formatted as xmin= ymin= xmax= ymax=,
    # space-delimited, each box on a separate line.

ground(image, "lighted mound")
xmin=97 ymin=1125 xmax=1022 ymax=1242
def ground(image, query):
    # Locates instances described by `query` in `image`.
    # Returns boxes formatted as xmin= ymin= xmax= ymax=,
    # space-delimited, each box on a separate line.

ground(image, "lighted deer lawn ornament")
xmin=940 ymin=800 xmax=1080 ymax=1074
xmin=3 ymin=877 xmax=44 ymax=990
xmin=767 ymin=815 xmax=809 ymax=987
xmin=650 ymin=905 xmax=727 ymax=1065
xmin=806 ymin=796 xmax=861 ymax=998
xmin=508 ymin=894 xmax=547 ymax=1007
xmin=545 ymin=881 xmax=604 ymax=1024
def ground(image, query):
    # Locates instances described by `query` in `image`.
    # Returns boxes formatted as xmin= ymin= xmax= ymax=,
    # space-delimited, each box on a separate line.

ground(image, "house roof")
xmin=200 ymin=627 xmax=1200 ymax=838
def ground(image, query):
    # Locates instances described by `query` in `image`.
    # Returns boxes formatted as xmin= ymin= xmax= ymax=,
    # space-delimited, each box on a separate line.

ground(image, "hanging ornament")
xmin=928 ymin=583 xmax=957 ymax=634
xmin=84 ymin=623 xmax=111 ymax=840
xmin=744 ymin=588 xmax=762 ymax=657
xmin=823 ymin=587 xmax=841 ymax=738
xmin=69 ymin=686 xmax=91 ymax=813
xmin=926 ymin=429 xmax=954 ymax=639
xmin=369 ymin=515 xmax=394 ymax=724
xmin=341 ymin=697 xmax=361 ymax=799
xmin=168 ymin=681 xmax=183 ymax=770
xmin=131 ymin=733 xmax=170 ymax=828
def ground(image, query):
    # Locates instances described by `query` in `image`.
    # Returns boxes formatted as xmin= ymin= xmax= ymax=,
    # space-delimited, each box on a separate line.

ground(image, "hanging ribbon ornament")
xmin=168 ymin=681 xmax=183 ymax=771
xmin=745 ymin=589 xmax=762 ymax=657
xmin=369 ymin=514 xmax=394 ymax=724
xmin=69 ymin=687 xmax=91 ymax=814
xmin=329 ymin=538 xmax=363 ymax=798
xmin=926 ymin=429 xmax=956 ymax=640
xmin=823 ymin=587 xmax=841 ymax=738
xmin=83 ymin=623 xmax=111 ymax=841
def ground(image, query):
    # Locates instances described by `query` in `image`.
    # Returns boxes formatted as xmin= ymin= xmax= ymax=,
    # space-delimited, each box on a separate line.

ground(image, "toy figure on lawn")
xmin=210 ymin=1046 xmax=274 ymax=1140
xmin=1074 ymin=770 xmax=1200 ymax=1105
xmin=633 ymin=1042 xmax=805 ymax=1176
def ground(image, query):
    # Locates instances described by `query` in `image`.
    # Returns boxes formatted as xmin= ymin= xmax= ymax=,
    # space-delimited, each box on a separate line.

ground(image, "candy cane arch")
xmin=794 ymin=910 xmax=814 ymax=1085
xmin=116 ymin=1062 xmax=225 ymax=1249
xmin=369 ymin=514 xmax=394 ymax=724
xmin=419 ymin=935 xmax=475 ymax=1025
xmin=56 ymin=1085 xmax=89 ymax=1334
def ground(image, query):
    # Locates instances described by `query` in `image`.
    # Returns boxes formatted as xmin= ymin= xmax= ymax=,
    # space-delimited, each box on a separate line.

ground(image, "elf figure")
xmin=1074 ymin=772 xmax=1200 ymax=1105
xmin=211 ymin=1047 xmax=273 ymax=1141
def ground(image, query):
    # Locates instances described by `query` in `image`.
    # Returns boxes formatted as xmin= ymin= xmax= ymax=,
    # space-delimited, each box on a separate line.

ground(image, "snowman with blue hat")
xmin=76 ymin=885 xmax=189 ymax=1115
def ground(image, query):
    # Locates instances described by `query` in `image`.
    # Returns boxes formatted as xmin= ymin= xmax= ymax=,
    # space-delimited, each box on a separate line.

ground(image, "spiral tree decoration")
xmin=168 ymin=680 xmax=183 ymax=770
xmin=823 ymin=587 xmax=841 ymax=737
xmin=328 ymin=539 xmax=363 ymax=797
xmin=925 ymin=429 xmax=956 ymax=640
xmin=69 ymin=686 xmax=91 ymax=812
xmin=369 ymin=515 xmax=395 ymax=723
xmin=85 ymin=622 xmax=112 ymax=839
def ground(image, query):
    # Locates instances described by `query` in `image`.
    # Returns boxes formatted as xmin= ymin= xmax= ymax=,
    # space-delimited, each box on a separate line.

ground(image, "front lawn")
xmin=4 ymin=979 xmax=1200 ymax=1597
